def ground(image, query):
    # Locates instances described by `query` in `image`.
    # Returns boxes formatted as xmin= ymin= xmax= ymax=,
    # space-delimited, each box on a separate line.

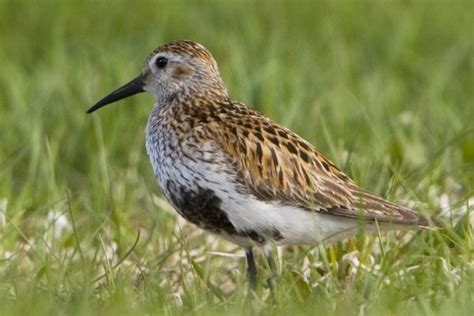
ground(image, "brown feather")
xmin=191 ymin=100 xmax=428 ymax=226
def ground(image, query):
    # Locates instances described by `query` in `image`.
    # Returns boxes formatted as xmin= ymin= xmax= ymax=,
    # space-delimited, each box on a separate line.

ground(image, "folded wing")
xmin=204 ymin=101 xmax=428 ymax=226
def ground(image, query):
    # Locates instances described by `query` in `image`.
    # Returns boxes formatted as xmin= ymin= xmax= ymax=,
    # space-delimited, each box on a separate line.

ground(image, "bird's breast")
xmin=145 ymin=108 xmax=194 ymax=194
xmin=145 ymin=106 xmax=244 ymax=235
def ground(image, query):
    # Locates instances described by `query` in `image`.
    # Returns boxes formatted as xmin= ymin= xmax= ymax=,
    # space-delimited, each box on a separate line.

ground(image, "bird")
xmin=87 ymin=40 xmax=434 ymax=288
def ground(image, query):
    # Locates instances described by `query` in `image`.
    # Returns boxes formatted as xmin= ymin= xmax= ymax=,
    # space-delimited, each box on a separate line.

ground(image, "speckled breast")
xmin=144 ymin=103 xmax=243 ymax=237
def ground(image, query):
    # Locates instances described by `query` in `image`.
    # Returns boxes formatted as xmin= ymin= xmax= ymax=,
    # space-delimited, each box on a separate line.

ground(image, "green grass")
xmin=1 ymin=0 xmax=473 ymax=315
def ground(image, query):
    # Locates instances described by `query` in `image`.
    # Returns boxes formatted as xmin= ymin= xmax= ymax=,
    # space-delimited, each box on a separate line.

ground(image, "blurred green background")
xmin=0 ymin=0 xmax=473 ymax=315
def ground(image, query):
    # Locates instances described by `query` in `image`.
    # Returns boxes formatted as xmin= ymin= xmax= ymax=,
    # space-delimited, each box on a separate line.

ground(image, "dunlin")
xmin=88 ymin=40 xmax=433 ymax=288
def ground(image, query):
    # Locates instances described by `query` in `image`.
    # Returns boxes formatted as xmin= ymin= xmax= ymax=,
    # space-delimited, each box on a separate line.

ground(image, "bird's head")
xmin=87 ymin=40 xmax=227 ymax=113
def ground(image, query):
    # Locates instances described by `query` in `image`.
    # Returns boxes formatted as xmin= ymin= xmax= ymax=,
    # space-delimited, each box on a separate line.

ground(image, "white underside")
xmin=219 ymin=198 xmax=375 ymax=246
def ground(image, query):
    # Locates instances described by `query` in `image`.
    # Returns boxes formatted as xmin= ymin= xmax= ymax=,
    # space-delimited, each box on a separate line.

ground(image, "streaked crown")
xmin=149 ymin=40 xmax=218 ymax=70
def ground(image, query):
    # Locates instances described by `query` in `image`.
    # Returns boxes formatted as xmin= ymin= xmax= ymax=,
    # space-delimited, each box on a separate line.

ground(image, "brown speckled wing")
xmin=204 ymin=100 xmax=425 ymax=226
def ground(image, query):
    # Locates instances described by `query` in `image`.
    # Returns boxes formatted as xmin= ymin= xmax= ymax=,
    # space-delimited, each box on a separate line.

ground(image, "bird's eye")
xmin=155 ymin=57 xmax=168 ymax=69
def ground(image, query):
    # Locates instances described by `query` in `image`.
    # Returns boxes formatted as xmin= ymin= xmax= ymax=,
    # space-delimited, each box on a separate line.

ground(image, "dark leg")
xmin=245 ymin=247 xmax=257 ymax=289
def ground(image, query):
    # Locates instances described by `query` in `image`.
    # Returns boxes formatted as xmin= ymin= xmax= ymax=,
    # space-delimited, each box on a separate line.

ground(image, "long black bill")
xmin=86 ymin=74 xmax=145 ymax=113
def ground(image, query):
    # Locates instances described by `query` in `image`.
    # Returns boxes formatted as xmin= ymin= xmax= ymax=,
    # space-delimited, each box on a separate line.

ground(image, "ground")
xmin=0 ymin=0 xmax=473 ymax=315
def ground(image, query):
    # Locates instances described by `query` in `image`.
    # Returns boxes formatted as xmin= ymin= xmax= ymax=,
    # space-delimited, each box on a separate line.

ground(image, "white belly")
xmin=224 ymin=200 xmax=371 ymax=246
